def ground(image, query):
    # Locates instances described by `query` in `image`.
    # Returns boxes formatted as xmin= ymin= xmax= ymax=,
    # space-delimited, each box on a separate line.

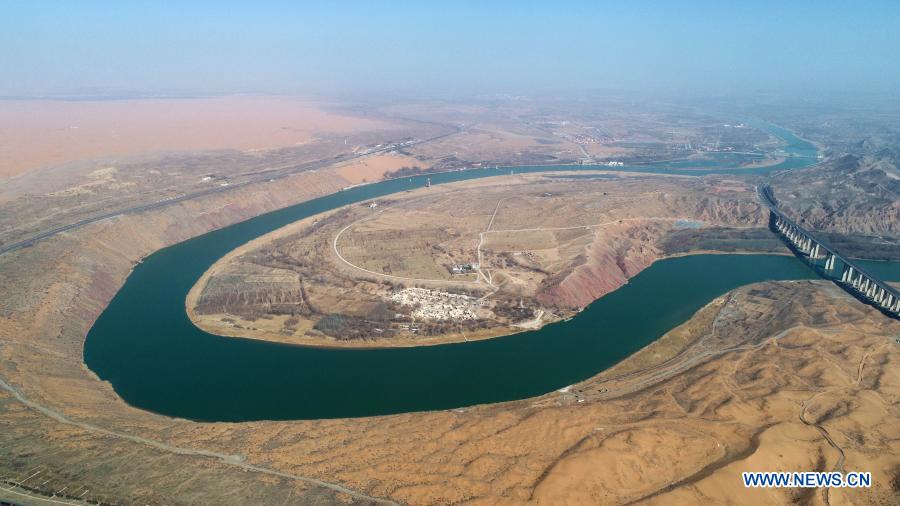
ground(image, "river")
xmin=83 ymin=123 xmax=891 ymax=422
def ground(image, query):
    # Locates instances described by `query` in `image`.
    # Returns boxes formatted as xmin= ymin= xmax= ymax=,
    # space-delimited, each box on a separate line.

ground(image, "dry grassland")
xmin=334 ymin=153 xmax=431 ymax=184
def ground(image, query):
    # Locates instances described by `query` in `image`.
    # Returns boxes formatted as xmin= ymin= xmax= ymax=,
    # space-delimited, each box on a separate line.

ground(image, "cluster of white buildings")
xmin=389 ymin=287 xmax=478 ymax=321
xmin=449 ymin=263 xmax=478 ymax=275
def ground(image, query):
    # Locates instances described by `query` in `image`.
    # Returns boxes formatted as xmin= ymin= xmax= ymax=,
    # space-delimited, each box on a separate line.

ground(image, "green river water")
xmin=82 ymin=124 xmax=894 ymax=422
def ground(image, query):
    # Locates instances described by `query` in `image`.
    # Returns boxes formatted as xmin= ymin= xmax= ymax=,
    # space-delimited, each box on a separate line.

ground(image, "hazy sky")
xmin=2 ymin=1 xmax=899 ymax=97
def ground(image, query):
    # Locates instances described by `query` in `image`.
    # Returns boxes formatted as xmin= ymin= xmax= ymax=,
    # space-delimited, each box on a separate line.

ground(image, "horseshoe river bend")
xmin=83 ymin=125 xmax=900 ymax=421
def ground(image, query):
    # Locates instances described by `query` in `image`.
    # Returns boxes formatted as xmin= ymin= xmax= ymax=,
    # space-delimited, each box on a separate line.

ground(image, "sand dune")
xmin=0 ymin=96 xmax=389 ymax=178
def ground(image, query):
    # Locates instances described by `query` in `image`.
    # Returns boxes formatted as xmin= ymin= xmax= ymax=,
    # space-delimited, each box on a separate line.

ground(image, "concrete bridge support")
xmin=841 ymin=265 xmax=854 ymax=282
xmin=774 ymin=215 xmax=823 ymax=258
xmin=840 ymin=265 xmax=900 ymax=314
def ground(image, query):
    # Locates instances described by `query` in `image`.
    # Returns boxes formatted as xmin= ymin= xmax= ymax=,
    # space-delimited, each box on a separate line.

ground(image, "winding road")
xmin=0 ymin=377 xmax=397 ymax=505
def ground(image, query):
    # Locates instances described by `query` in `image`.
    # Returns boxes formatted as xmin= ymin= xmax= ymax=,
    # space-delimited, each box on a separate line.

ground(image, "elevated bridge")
xmin=758 ymin=184 xmax=900 ymax=318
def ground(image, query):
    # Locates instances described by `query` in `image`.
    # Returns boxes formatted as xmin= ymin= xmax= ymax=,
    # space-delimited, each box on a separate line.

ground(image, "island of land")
xmin=187 ymin=171 xmax=788 ymax=347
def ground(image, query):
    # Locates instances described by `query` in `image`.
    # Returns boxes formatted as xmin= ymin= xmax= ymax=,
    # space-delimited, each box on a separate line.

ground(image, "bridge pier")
xmin=811 ymin=242 xmax=827 ymax=259
xmin=841 ymin=265 xmax=853 ymax=282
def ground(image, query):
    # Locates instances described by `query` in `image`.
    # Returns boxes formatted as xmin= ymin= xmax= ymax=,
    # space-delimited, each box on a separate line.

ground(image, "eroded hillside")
xmin=770 ymin=155 xmax=900 ymax=260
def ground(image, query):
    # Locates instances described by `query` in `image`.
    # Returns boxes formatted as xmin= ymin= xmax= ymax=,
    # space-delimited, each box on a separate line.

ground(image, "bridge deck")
xmin=758 ymin=184 xmax=900 ymax=312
